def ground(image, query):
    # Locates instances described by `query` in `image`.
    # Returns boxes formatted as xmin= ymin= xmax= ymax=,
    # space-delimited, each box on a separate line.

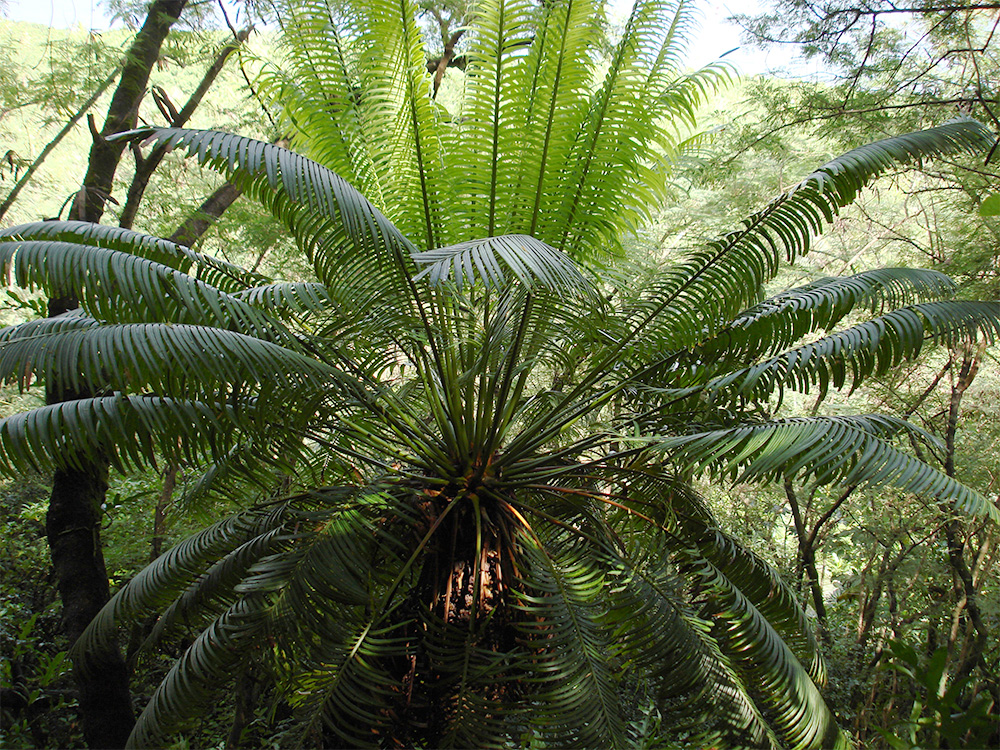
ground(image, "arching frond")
xmin=514 ymin=522 xmax=627 ymax=749
xmin=691 ymin=267 xmax=959 ymax=364
xmin=75 ymin=506 xmax=291 ymax=666
xmin=235 ymin=281 xmax=331 ymax=316
xmin=127 ymin=598 xmax=271 ymax=749
xmin=412 ymin=234 xmax=594 ymax=294
xmin=680 ymin=547 xmax=849 ymax=749
xmin=703 ymin=300 xmax=1000 ymax=402
xmin=0 ymin=239 xmax=294 ymax=342
xmin=113 ymin=128 xmax=425 ymax=333
xmin=0 ymin=321 xmax=332 ymax=398
xmin=656 ymin=416 xmax=1000 ymax=522
xmin=0 ymin=394 xmax=246 ymax=473
xmin=629 ymin=118 xmax=995 ymax=351
xmin=0 ymin=220 xmax=267 ymax=293
xmin=685 ymin=523 xmax=827 ymax=686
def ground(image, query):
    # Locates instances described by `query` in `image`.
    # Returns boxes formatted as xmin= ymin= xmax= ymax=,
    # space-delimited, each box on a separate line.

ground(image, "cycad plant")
xmin=1 ymin=0 xmax=999 ymax=748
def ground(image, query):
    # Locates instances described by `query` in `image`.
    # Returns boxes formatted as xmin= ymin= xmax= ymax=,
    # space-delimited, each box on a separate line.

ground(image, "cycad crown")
xmin=1 ymin=0 xmax=998 ymax=747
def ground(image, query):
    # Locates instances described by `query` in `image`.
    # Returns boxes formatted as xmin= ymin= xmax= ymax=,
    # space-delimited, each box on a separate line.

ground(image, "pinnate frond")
xmin=657 ymin=416 xmax=1000 ymax=522
xmin=412 ymin=234 xmax=593 ymax=294
xmin=632 ymin=118 xmax=995 ymax=351
xmin=0 ymin=220 xmax=266 ymax=293
xmin=702 ymin=300 xmax=1000 ymax=404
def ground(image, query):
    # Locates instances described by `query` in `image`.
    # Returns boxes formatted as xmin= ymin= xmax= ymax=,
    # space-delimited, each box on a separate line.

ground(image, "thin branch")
xmin=0 ymin=68 xmax=119 ymax=222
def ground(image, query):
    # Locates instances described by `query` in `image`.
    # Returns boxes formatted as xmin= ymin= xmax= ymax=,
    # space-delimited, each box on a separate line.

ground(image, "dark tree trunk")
xmin=783 ymin=478 xmax=830 ymax=644
xmin=46 ymin=2 xmax=187 ymax=747
xmin=46 ymin=459 xmax=135 ymax=748
xmin=168 ymin=181 xmax=245 ymax=246
xmin=384 ymin=496 xmax=522 ymax=748
xmin=118 ymin=26 xmax=251 ymax=230
xmin=941 ymin=347 xmax=991 ymax=684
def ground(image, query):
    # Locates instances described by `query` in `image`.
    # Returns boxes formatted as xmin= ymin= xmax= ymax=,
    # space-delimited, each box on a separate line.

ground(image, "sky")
xmin=2 ymin=0 xmax=821 ymax=78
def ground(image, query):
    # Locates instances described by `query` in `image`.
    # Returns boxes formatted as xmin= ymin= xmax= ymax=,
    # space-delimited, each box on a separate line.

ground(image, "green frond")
xmin=236 ymin=281 xmax=331 ymax=316
xmin=632 ymin=118 xmax=995 ymax=350
xmin=499 ymin=0 xmax=606 ymax=243
xmin=704 ymin=300 xmax=1000 ymax=403
xmin=602 ymin=528 xmax=779 ymax=748
xmin=268 ymin=0 xmax=446 ymax=247
xmin=446 ymin=0 xmax=543 ymax=239
xmin=0 ymin=238 xmax=294 ymax=342
xmin=74 ymin=507 xmax=290 ymax=666
xmin=0 ymin=220 xmax=267 ymax=293
xmin=0 ymin=320 xmax=332 ymax=399
xmin=412 ymin=234 xmax=594 ymax=294
xmin=127 ymin=597 xmax=271 ymax=750
xmin=693 ymin=267 xmax=959 ymax=364
xmin=550 ymin=0 xmax=722 ymax=257
xmin=514 ymin=522 xmax=627 ymax=749
xmin=113 ymin=128 xmax=424 ymax=326
xmin=0 ymin=394 xmax=245 ymax=474
xmin=685 ymin=523 xmax=827 ymax=687
xmin=656 ymin=416 xmax=1000 ymax=522
xmin=708 ymin=301 xmax=1000 ymax=400
xmin=681 ymin=548 xmax=850 ymax=750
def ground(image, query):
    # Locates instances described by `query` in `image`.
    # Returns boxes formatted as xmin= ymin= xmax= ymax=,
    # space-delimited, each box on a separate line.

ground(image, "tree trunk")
xmin=783 ymin=478 xmax=830 ymax=644
xmin=940 ymin=346 xmax=991 ymax=683
xmin=385 ymin=496 xmax=521 ymax=748
xmin=46 ymin=2 xmax=187 ymax=747
xmin=70 ymin=0 xmax=188 ymax=225
xmin=46 ymin=454 xmax=135 ymax=748
xmin=168 ymin=181 xmax=244 ymax=246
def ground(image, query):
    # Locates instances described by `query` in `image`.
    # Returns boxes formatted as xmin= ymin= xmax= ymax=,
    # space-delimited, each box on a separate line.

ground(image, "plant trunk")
xmin=70 ymin=0 xmax=187 ymax=225
xmin=168 ymin=181 xmax=244 ymax=246
xmin=386 ymin=496 xmax=520 ymax=748
xmin=783 ymin=478 xmax=830 ymax=644
xmin=941 ymin=346 xmax=991 ymax=683
xmin=118 ymin=26 xmax=251 ymax=230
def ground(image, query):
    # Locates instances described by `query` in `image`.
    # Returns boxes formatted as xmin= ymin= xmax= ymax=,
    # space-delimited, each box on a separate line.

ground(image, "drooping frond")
xmin=680 ymin=547 xmax=850 ymax=749
xmin=656 ymin=415 xmax=1000 ymax=522
xmin=127 ymin=598 xmax=271 ymax=749
xmin=599 ymin=519 xmax=780 ymax=747
xmin=685 ymin=522 xmax=827 ymax=686
xmin=113 ymin=128 xmax=426 ymax=336
xmin=691 ymin=267 xmax=960 ymax=364
xmin=0 ymin=239 xmax=294 ymax=342
xmin=75 ymin=506 xmax=292 ymax=666
xmin=235 ymin=281 xmax=331 ymax=316
xmin=0 ymin=320 xmax=332 ymax=398
xmin=514 ymin=519 xmax=627 ymax=749
xmin=0 ymin=394 xmax=245 ymax=473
